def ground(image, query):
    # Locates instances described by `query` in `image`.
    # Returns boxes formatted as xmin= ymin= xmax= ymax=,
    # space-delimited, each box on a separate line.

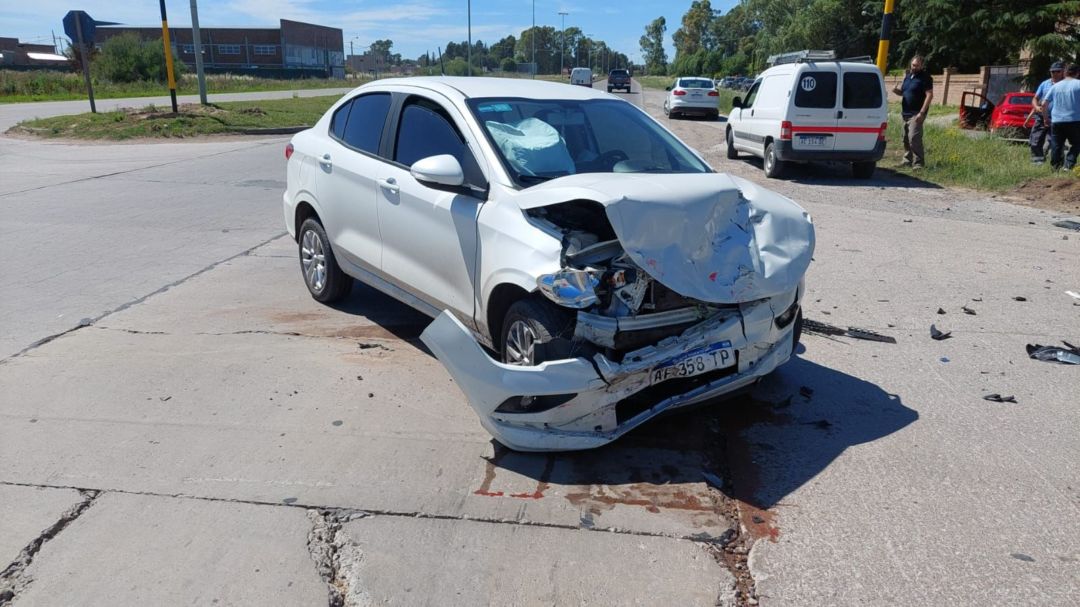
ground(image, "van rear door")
xmin=789 ymin=67 xmax=839 ymax=152
xmin=836 ymin=67 xmax=886 ymax=151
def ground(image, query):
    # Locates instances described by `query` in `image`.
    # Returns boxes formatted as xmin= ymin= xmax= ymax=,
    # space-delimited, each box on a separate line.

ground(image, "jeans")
xmin=902 ymin=115 xmax=925 ymax=167
xmin=1029 ymin=113 xmax=1052 ymax=159
xmin=1050 ymin=121 xmax=1079 ymax=170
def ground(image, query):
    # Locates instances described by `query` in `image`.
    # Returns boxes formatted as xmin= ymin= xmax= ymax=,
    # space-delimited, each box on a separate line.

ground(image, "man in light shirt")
xmin=1047 ymin=63 xmax=1080 ymax=171
xmin=1030 ymin=61 xmax=1064 ymax=163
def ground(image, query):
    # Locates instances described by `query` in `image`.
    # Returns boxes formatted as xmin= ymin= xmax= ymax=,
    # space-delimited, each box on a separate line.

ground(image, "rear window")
xmin=1008 ymin=94 xmax=1034 ymax=105
xmin=794 ymin=71 xmax=837 ymax=108
xmin=339 ymin=92 xmax=391 ymax=154
xmin=610 ymin=70 xmax=629 ymax=77
xmin=842 ymin=72 xmax=883 ymax=109
xmin=678 ymin=78 xmax=713 ymax=89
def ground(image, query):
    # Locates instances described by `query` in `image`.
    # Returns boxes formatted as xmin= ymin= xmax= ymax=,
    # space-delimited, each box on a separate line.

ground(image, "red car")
xmin=989 ymin=92 xmax=1035 ymax=137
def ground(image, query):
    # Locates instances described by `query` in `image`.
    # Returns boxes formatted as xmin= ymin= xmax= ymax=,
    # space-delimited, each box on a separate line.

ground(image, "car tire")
xmin=726 ymin=129 xmax=739 ymax=159
xmin=607 ymin=87 xmax=613 ymax=93
xmin=500 ymin=298 xmax=573 ymax=366
xmin=852 ymin=161 xmax=876 ymax=179
xmin=298 ymin=218 xmax=352 ymax=303
xmin=763 ymin=142 xmax=785 ymax=178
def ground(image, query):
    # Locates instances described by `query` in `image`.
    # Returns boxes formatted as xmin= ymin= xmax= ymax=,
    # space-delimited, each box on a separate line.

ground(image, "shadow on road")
xmin=487 ymin=354 xmax=918 ymax=537
xmin=729 ymin=156 xmax=944 ymax=189
xmin=328 ymin=282 xmax=432 ymax=345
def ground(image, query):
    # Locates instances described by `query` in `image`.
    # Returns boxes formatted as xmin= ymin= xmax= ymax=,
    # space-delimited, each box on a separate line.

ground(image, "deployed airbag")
xmin=485 ymin=118 xmax=575 ymax=176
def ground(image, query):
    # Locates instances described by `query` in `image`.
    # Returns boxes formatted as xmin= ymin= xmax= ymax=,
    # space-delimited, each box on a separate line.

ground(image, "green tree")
xmin=640 ymin=16 xmax=669 ymax=75
xmin=92 ymin=32 xmax=185 ymax=83
xmin=673 ymin=0 xmax=716 ymax=59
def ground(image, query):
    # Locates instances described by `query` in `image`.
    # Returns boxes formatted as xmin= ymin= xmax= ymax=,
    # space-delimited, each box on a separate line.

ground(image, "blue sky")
xmin=2 ymin=0 xmax=739 ymax=63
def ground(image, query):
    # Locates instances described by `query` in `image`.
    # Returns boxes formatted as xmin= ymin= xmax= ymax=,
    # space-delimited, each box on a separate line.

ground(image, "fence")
xmin=884 ymin=66 xmax=1026 ymax=106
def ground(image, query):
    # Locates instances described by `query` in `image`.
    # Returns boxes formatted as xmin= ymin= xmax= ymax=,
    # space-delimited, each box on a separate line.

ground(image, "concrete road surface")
xmin=1 ymin=81 xmax=1078 ymax=606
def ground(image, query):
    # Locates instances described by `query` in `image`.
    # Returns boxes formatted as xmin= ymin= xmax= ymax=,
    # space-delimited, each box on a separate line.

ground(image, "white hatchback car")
xmin=663 ymin=76 xmax=721 ymax=119
xmin=283 ymin=77 xmax=814 ymax=451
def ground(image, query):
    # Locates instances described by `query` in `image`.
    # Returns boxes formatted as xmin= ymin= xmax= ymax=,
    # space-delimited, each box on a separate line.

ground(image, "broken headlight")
xmin=537 ymin=268 xmax=601 ymax=309
xmin=775 ymin=300 xmax=800 ymax=329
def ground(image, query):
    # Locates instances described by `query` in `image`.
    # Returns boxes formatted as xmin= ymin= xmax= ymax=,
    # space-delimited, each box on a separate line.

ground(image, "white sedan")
xmin=283 ymin=77 xmax=814 ymax=451
xmin=663 ymin=77 xmax=721 ymax=119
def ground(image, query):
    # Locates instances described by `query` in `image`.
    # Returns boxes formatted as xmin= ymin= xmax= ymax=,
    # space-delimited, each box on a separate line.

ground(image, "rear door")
xmin=789 ymin=66 xmax=839 ymax=152
xmin=836 ymin=66 xmax=886 ymax=152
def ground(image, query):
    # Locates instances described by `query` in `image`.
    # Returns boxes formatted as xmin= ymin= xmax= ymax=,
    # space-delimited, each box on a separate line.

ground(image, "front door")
xmin=730 ymin=79 xmax=761 ymax=153
xmin=376 ymin=94 xmax=487 ymax=324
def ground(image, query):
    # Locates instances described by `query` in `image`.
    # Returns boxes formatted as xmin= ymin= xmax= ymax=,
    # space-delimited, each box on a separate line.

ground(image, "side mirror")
xmin=732 ymin=96 xmax=743 ymax=109
xmin=410 ymin=154 xmax=464 ymax=188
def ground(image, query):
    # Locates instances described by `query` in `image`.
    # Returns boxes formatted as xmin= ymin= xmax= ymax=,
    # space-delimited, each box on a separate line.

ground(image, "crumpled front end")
xmin=421 ymin=173 xmax=814 ymax=451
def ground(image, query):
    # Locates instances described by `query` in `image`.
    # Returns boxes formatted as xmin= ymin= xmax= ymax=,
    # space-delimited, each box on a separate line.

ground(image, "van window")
xmin=794 ymin=71 xmax=837 ymax=109
xmin=742 ymin=81 xmax=761 ymax=107
xmin=843 ymin=72 xmax=883 ymax=109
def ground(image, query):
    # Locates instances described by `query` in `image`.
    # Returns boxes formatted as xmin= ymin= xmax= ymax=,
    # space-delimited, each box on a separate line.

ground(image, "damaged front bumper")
xmin=421 ymin=293 xmax=798 ymax=452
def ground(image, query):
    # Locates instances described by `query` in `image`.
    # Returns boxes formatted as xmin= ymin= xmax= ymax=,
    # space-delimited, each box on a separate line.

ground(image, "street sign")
xmin=62 ymin=10 xmax=96 ymax=45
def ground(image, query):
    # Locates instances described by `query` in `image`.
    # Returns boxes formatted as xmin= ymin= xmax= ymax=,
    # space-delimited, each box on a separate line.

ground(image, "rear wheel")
xmin=763 ymin=142 xmax=785 ymax=178
xmin=852 ymin=161 xmax=876 ymax=179
xmin=726 ymin=129 xmax=739 ymax=159
xmin=500 ymin=299 xmax=573 ymax=366
xmin=298 ymin=218 xmax=352 ymax=303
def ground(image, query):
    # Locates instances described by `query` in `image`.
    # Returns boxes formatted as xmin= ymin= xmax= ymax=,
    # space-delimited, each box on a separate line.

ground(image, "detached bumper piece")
xmin=420 ymin=294 xmax=797 ymax=452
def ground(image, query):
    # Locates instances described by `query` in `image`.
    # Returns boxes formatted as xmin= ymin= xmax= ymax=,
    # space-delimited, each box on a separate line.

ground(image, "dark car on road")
xmin=607 ymin=69 xmax=631 ymax=93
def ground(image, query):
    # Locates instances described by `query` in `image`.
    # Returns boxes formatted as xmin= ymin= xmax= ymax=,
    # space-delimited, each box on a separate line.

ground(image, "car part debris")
xmin=802 ymin=319 xmax=896 ymax=343
xmin=983 ymin=394 xmax=1017 ymax=403
xmin=1013 ymin=296 xmax=1027 ymax=302
xmin=930 ymin=324 xmax=952 ymax=341
xmin=1066 ymin=291 xmax=1080 ymax=301
xmin=961 ymin=305 xmax=977 ymax=315
xmin=937 ymin=307 xmax=946 ymax=315
xmin=1026 ymin=342 xmax=1080 ymax=365
xmin=1052 ymin=219 xmax=1080 ymax=231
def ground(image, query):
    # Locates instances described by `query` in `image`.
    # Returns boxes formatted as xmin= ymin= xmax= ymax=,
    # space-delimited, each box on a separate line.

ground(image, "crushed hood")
xmin=516 ymin=173 xmax=815 ymax=304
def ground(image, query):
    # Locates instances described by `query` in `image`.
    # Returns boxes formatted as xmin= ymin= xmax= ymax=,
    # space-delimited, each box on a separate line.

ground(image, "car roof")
xmin=363 ymin=76 xmax=611 ymax=101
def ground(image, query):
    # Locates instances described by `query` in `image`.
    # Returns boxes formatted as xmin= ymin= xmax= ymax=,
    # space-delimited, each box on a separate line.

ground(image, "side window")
xmin=794 ymin=71 xmax=838 ymax=108
xmin=843 ymin=72 xmax=883 ymax=109
xmin=329 ymin=101 xmax=350 ymax=140
xmin=743 ymin=81 xmax=761 ymax=107
xmin=340 ymin=93 xmax=391 ymax=154
xmin=394 ymin=100 xmax=485 ymax=189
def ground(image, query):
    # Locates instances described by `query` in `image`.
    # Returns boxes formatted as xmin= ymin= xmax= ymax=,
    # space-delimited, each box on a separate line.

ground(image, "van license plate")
xmin=651 ymin=341 xmax=735 ymax=385
xmin=800 ymin=135 xmax=826 ymax=146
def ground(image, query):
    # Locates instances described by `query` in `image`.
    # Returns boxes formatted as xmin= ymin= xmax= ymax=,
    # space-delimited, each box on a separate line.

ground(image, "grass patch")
xmin=0 ymin=70 xmax=357 ymax=103
xmin=11 ymin=96 xmax=337 ymax=140
xmin=883 ymin=117 xmax=1079 ymax=190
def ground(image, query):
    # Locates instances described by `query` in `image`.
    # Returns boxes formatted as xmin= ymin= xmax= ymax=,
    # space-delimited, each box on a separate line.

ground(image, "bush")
xmin=93 ymin=33 xmax=185 ymax=84
xmin=500 ymin=57 xmax=517 ymax=72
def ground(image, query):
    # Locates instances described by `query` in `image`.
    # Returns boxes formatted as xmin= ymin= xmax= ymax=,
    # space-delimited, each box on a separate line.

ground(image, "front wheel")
xmin=726 ymin=129 xmax=739 ymax=159
xmin=763 ymin=142 xmax=785 ymax=178
xmin=298 ymin=218 xmax=352 ymax=303
xmin=500 ymin=299 xmax=573 ymax=366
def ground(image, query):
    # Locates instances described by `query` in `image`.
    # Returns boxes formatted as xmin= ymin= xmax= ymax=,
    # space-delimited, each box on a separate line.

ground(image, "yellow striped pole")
xmin=159 ymin=0 xmax=178 ymax=112
xmin=875 ymin=0 xmax=896 ymax=73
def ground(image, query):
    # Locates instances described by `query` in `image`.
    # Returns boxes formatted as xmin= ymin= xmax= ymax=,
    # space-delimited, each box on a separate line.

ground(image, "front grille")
xmin=615 ymin=352 xmax=741 ymax=424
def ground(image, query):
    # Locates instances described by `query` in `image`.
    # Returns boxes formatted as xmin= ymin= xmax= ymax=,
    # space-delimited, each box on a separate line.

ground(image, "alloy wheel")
xmin=300 ymin=229 xmax=327 ymax=293
xmin=504 ymin=320 xmax=538 ymax=366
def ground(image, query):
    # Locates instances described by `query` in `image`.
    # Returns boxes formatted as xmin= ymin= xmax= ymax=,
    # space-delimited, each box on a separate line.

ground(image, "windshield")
xmin=678 ymin=78 xmax=714 ymax=89
xmin=468 ymin=98 xmax=711 ymax=187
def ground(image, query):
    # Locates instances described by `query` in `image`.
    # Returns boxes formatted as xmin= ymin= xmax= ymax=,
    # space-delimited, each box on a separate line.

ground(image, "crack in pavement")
xmin=0 ymin=480 xmax=734 ymax=545
xmin=0 ymin=232 xmax=288 ymax=365
xmin=0 ymin=489 xmax=99 ymax=605
xmin=306 ymin=509 xmax=372 ymax=607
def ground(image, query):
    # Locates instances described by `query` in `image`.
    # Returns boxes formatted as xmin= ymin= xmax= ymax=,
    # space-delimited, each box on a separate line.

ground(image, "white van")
xmin=725 ymin=55 xmax=887 ymax=178
xmin=570 ymin=67 xmax=593 ymax=88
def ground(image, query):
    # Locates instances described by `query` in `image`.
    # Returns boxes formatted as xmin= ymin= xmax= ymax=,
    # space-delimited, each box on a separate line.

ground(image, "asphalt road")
xmin=1 ymin=82 xmax=1078 ymax=606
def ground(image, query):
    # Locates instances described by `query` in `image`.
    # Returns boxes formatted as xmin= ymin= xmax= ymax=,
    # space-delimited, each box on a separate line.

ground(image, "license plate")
xmin=691 ymin=91 xmax=702 ymax=97
xmin=650 ymin=341 xmax=735 ymax=385
xmin=800 ymin=135 xmax=826 ymax=146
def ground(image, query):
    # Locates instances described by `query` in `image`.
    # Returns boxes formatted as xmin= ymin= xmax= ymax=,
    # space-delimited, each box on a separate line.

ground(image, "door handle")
xmin=836 ymin=110 xmax=844 ymax=119
xmin=319 ymin=153 xmax=332 ymax=167
xmin=378 ymin=177 xmax=399 ymax=194
xmin=750 ymin=109 xmax=754 ymax=117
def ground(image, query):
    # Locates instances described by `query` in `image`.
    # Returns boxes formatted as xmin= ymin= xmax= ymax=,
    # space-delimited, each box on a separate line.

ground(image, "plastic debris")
xmin=983 ymin=394 xmax=1017 ymax=403
xmin=1026 ymin=342 xmax=1080 ymax=365
xmin=844 ymin=327 xmax=898 ymax=344
xmin=930 ymin=324 xmax=952 ymax=341
xmin=937 ymin=307 xmax=946 ymax=315
xmin=1066 ymin=291 xmax=1080 ymax=300
xmin=961 ymin=305 xmax=977 ymax=315
xmin=1012 ymin=296 xmax=1027 ymax=302
xmin=1053 ymin=220 xmax=1080 ymax=231
xmin=803 ymin=319 xmax=896 ymax=343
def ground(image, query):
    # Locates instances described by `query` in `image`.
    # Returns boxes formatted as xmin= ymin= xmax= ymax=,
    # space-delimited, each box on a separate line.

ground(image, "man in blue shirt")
xmin=891 ymin=55 xmax=934 ymax=169
xmin=1030 ymin=62 xmax=1064 ymax=163
xmin=1047 ymin=63 xmax=1080 ymax=171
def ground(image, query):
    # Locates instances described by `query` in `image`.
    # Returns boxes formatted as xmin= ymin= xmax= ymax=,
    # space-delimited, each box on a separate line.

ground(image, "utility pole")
xmin=467 ymin=0 xmax=472 ymax=76
xmin=531 ymin=0 xmax=535 ymax=78
xmin=559 ymin=11 xmax=568 ymax=75
xmin=875 ymin=0 xmax=896 ymax=73
xmin=189 ymin=0 xmax=207 ymax=105
xmin=158 ymin=0 xmax=178 ymax=113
